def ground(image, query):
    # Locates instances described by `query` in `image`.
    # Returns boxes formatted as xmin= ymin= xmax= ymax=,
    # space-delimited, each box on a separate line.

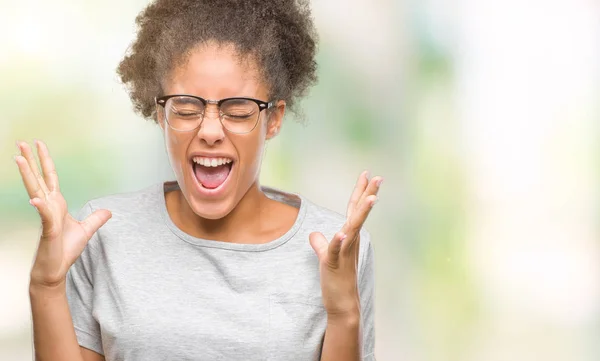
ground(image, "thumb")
xmin=80 ymin=209 xmax=112 ymax=240
xmin=309 ymin=232 xmax=329 ymax=261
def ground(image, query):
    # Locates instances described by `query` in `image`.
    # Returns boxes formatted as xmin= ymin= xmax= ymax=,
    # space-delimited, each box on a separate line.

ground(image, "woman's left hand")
xmin=309 ymin=171 xmax=382 ymax=319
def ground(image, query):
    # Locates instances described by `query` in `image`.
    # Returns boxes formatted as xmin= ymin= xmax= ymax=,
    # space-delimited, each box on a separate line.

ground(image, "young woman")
xmin=17 ymin=1 xmax=381 ymax=360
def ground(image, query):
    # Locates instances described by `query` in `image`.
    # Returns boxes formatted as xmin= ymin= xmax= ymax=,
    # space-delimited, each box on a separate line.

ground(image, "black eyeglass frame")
xmin=155 ymin=94 xmax=274 ymax=134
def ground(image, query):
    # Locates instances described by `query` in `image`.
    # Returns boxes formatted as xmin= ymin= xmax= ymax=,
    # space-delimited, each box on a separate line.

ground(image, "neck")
xmin=171 ymin=181 xmax=272 ymax=242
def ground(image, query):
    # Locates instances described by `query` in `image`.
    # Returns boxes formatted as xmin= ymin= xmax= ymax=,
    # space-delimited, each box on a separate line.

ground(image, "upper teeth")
xmin=193 ymin=157 xmax=233 ymax=167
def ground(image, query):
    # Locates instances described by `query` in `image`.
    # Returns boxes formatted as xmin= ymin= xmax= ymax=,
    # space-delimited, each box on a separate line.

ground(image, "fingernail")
xmin=365 ymin=170 xmax=370 ymax=180
xmin=16 ymin=141 xmax=21 ymax=150
xmin=340 ymin=233 xmax=347 ymax=241
xmin=371 ymin=197 xmax=379 ymax=206
xmin=29 ymin=199 xmax=35 ymax=208
xmin=376 ymin=177 xmax=384 ymax=187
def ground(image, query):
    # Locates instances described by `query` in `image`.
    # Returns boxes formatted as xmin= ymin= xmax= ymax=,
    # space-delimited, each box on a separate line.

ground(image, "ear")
xmin=156 ymin=105 xmax=165 ymax=130
xmin=266 ymin=100 xmax=286 ymax=140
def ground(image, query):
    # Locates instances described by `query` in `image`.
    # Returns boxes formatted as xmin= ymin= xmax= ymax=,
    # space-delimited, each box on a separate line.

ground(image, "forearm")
xmin=30 ymin=282 xmax=84 ymax=361
xmin=320 ymin=311 xmax=362 ymax=361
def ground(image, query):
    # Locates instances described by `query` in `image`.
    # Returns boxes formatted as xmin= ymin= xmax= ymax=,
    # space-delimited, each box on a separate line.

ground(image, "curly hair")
xmin=117 ymin=0 xmax=318 ymax=123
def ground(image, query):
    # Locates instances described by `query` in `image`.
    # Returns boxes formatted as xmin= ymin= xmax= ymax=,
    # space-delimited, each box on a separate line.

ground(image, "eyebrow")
xmin=223 ymin=98 xmax=252 ymax=104
xmin=171 ymin=97 xmax=204 ymax=106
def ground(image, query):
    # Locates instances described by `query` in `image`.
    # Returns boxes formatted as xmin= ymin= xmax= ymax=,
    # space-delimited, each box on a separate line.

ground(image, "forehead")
xmin=162 ymin=41 xmax=267 ymax=99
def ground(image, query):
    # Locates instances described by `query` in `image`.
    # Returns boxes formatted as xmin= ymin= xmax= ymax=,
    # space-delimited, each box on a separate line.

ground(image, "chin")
xmin=189 ymin=198 xmax=236 ymax=220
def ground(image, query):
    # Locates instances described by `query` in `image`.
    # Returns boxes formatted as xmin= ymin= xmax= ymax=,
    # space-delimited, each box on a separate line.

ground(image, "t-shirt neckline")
xmin=157 ymin=181 xmax=308 ymax=252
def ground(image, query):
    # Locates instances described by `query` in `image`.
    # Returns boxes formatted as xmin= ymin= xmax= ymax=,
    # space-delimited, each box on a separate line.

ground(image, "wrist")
xmin=325 ymin=294 xmax=361 ymax=320
xmin=29 ymin=279 xmax=67 ymax=299
xmin=327 ymin=307 xmax=361 ymax=327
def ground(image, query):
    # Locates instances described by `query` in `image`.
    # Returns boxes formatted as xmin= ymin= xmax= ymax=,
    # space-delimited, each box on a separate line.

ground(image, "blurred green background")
xmin=1 ymin=0 xmax=599 ymax=360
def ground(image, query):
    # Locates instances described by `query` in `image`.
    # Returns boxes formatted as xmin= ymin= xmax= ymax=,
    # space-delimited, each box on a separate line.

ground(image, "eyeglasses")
xmin=155 ymin=95 xmax=274 ymax=134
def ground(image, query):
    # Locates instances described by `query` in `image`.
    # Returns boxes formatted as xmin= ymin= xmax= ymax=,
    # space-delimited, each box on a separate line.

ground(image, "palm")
xmin=16 ymin=140 xmax=112 ymax=287
xmin=61 ymin=215 xmax=93 ymax=266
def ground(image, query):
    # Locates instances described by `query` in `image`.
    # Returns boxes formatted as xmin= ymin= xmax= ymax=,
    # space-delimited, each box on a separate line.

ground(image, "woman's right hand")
xmin=16 ymin=140 xmax=112 ymax=290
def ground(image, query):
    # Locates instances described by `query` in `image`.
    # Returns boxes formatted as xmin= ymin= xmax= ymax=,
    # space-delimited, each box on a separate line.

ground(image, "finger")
xmin=346 ymin=170 xmax=370 ymax=219
xmin=343 ymin=176 xmax=382 ymax=240
xmin=354 ymin=176 xmax=383 ymax=218
xmin=79 ymin=210 xmax=112 ymax=240
xmin=326 ymin=232 xmax=346 ymax=268
xmin=18 ymin=141 xmax=49 ymax=194
xmin=309 ymin=231 xmax=329 ymax=261
xmin=15 ymin=155 xmax=45 ymax=200
xmin=341 ymin=194 xmax=378 ymax=253
xmin=36 ymin=140 xmax=60 ymax=192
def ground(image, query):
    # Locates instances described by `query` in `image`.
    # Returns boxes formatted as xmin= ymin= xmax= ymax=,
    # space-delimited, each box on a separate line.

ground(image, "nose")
xmin=196 ymin=110 xmax=225 ymax=146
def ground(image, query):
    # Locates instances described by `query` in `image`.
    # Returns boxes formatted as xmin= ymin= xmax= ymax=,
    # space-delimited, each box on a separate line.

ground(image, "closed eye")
xmin=174 ymin=110 xmax=202 ymax=117
xmin=226 ymin=113 xmax=253 ymax=119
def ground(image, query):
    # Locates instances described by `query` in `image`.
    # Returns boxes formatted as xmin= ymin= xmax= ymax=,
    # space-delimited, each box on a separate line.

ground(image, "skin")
xmin=159 ymin=41 xmax=298 ymax=244
xmin=17 ymin=41 xmax=383 ymax=361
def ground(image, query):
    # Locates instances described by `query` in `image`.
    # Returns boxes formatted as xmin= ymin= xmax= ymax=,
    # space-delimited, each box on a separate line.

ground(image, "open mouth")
xmin=192 ymin=156 xmax=234 ymax=190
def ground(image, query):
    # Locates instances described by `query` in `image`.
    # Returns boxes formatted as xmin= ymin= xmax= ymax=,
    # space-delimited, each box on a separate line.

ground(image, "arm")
xmin=320 ymin=311 xmax=362 ymax=361
xmin=310 ymin=171 xmax=381 ymax=361
xmin=30 ymin=283 xmax=83 ymax=361
xmin=16 ymin=140 xmax=110 ymax=361
xmin=30 ymin=284 xmax=104 ymax=361
xmin=320 ymin=240 xmax=376 ymax=361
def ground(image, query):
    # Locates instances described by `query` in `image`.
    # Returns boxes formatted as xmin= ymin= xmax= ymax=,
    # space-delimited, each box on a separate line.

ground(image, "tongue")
xmin=194 ymin=163 xmax=231 ymax=189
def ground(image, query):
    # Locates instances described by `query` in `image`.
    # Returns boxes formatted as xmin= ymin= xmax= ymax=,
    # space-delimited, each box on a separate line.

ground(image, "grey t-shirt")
xmin=66 ymin=181 xmax=375 ymax=361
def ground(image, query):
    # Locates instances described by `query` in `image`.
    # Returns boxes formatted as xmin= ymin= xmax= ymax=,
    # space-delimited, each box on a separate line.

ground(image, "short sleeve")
xmin=65 ymin=202 xmax=104 ymax=355
xmin=358 ymin=230 xmax=376 ymax=360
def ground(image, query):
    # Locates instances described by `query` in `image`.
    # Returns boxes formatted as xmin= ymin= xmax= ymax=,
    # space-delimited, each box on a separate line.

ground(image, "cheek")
xmin=237 ymin=127 xmax=268 ymax=178
xmin=164 ymin=129 xmax=189 ymax=173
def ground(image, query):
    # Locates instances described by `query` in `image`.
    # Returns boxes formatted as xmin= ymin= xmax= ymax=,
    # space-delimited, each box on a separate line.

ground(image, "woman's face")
xmin=158 ymin=41 xmax=285 ymax=220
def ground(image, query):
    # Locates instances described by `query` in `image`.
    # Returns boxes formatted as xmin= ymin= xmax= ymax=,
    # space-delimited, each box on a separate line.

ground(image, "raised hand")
xmin=15 ymin=140 xmax=112 ymax=289
xmin=309 ymin=170 xmax=382 ymax=317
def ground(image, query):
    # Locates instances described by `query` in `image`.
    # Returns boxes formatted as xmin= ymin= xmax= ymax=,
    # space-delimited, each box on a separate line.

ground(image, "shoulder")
xmin=75 ymin=183 xmax=160 ymax=219
xmin=72 ymin=183 xmax=165 ymax=255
